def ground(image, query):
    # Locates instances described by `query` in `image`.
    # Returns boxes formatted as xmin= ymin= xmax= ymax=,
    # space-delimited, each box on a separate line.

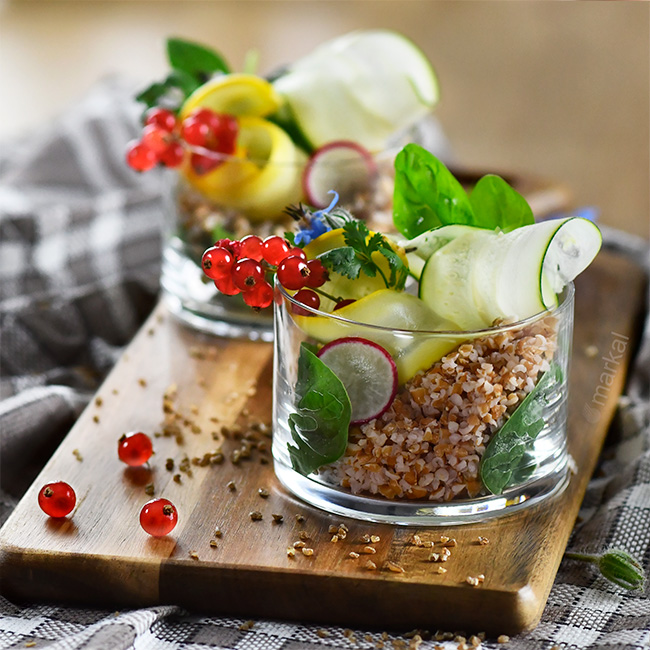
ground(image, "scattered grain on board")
xmin=138 ymin=378 xmax=147 ymax=387
xmin=249 ymin=511 xmax=263 ymax=521
xmin=365 ymin=560 xmax=377 ymax=570
xmin=209 ymin=540 xmax=218 ymax=548
xmin=258 ymin=488 xmax=270 ymax=498
xmin=227 ymin=480 xmax=236 ymax=491
xmin=436 ymin=566 xmax=447 ymax=574
xmin=477 ymin=536 xmax=489 ymax=546
xmin=295 ymin=514 xmax=306 ymax=523
xmin=293 ymin=541 xmax=306 ymax=549
xmin=238 ymin=620 xmax=255 ymax=631
xmin=362 ymin=546 xmax=377 ymax=554
xmin=316 ymin=629 xmax=331 ymax=638
xmin=93 ymin=415 xmax=100 ymax=424
xmin=72 ymin=449 xmax=83 ymax=462
xmin=189 ymin=551 xmax=199 ymax=560
xmin=497 ymin=635 xmax=510 ymax=644
xmin=286 ymin=547 xmax=296 ymax=558
xmin=386 ymin=561 xmax=405 ymax=573
xmin=349 ymin=551 xmax=360 ymax=559
xmin=272 ymin=513 xmax=284 ymax=524
xmin=301 ymin=547 xmax=314 ymax=557
xmin=144 ymin=484 xmax=154 ymax=496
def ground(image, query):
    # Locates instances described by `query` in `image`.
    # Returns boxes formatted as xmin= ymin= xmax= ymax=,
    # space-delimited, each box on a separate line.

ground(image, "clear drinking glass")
xmin=160 ymin=148 xmax=398 ymax=340
xmin=273 ymin=283 xmax=575 ymax=525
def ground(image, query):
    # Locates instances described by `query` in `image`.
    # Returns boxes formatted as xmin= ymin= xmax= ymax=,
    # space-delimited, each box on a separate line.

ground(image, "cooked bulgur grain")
xmin=327 ymin=318 xmax=556 ymax=501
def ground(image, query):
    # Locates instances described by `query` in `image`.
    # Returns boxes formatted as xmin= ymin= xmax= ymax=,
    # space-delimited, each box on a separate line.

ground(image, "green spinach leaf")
xmin=288 ymin=344 xmax=351 ymax=476
xmin=479 ymin=363 xmax=563 ymax=495
xmin=469 ymin=174 xmax=534 ymax=232
xmin=393 ymin=144 xmax=475 ymax=239
xmin=166 ymin=37 xmax=230 ymax=79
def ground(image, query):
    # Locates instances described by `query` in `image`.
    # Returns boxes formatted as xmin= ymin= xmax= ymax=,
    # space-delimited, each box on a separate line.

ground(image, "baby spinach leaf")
xmin=393 ymin=144 xmax=475 ymax=239
xmin=469 ymin=174 xmax=534 ymax=232
xmin=166 ymin=37 xmax=230 ymax=79
xmin=288 ymin=344 xmax=351 ymax=476
xmin=480 ymin=362 xmax=563 ymax=495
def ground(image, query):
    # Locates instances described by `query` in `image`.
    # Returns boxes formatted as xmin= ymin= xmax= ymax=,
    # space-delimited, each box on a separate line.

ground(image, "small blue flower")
xmin=294 ymin=191 xmax=340 ymax=246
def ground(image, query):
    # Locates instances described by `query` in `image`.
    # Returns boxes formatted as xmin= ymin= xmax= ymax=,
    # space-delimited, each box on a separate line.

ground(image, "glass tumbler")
xmin=272 ymin=283 xmax=575 ymax=525
xmin=160 ymin=148 xmax=397 ymax=340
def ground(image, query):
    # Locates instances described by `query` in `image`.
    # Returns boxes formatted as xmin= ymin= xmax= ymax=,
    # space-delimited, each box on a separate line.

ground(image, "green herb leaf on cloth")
xmin=288 ymin=344 xmax=351 ymax=476
xmin=479 ymin=362 xmax=563 ymax=495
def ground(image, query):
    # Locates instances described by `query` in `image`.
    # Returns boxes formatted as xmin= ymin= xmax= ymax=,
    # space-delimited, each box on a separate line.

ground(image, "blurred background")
xmin=0 ymin=0 xmax=648 ymax=238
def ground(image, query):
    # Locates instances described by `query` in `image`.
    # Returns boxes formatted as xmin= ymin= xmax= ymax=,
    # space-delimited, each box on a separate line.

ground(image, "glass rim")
xmin=184 ymin=143 xmax=401 ymax=168
xmin=277 ymin=281 xmax=574 ymax=336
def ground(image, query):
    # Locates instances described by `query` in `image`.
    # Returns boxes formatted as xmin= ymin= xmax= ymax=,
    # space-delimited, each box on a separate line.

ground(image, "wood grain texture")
xmin=0 ymin=249 xmax=645 ymax=635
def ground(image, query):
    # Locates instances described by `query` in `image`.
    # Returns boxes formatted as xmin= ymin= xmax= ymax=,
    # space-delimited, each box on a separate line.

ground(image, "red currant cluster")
xmin=38 ymin=431 xmax=178 ymax=537
xmin=125 ymin=106 xmax=238 ymax=175
xmin=202 ymin=235 xmax=329 ymax=311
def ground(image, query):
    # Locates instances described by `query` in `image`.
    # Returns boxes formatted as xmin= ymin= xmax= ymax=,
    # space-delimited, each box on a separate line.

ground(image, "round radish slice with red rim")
xmin=302 ymin=141 xmax=377 ymax=208
xmin=317 ymin=337 xmax=398 ymax=425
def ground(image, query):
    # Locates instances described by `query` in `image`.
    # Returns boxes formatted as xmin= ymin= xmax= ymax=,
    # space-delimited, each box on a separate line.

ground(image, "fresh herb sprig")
xmin=319 ymin=220 xmax=408 ymax=291
xmin=136 ymin=37 xmax=231 ymax=112
xmin=565 ymin=549 xmax=646 ymax=591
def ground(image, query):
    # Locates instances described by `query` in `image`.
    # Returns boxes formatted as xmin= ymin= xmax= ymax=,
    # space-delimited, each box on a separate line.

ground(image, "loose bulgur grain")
xmin=349 ymin=552 xmax=360 ymax=559
xmin=362 ymin=546 xmax=377 ymax=554
xmin=477 ymin=536 xmax=490 ymax=546
xmin=497 ymin=635 xmax=510 ymax=644
xmin=301 ymin=547 xmax=314 ymax=556
xmin=386 ymin=561 xmax=405 ymax=573
xmin=249 ymin=511 xmax=263 ymax=521
xmin=272 ymin=513 xmax=284 ymax=524
xmin=365 ymin=560 xmax=377 ymax=570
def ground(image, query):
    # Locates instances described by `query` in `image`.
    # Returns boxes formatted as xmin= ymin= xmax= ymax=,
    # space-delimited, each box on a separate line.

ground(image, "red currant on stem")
xmin=292 ymin=289 xmax=320 ymax=316
xmin=118 ymin=432 xmax=153 ymax=467
xmin=334 ymin=298 xmax=356 ymax=310
xmin=261 ymin=236 xmax=291 ymax=266
xmin=126 ymin=141 xmax=158 ymax=172
xmin=243 ymin=281 xmax=274 ymax=309
xmin=145 ymin=107 xmax=177 ymax=132
xmin=202 ymin=246 xmax=234 ymax=280
xmin=232 ymin=258 xmax=265 ymax=292
xmin=277 ymin=255 xmax=310 ymax=290
xmin=190 ymin=152 xmax=221 ymax=175
xmin=214 ymin=273 xmax=241 ymax=296
xmin=141 ymin=124 xmax=169 ymax=155
xmin=304 ymin=259 xmax=329 ymax=288
xmin=140 ymin=498 xmax=178 ymax=537
xmin=239 ymin=235 xmax=263 ymax=261
xmin=38 ymin=481 xmax=76 ymax=518
xmin=158 ymin=141 xmax=185 ymax=168
xmin=288 ymin=247 xmax=306 ymax=260
xmin=181 ymin=116 xmax=211 ymax=147
xmin=216 ymin=238 xmax=242 ymax=258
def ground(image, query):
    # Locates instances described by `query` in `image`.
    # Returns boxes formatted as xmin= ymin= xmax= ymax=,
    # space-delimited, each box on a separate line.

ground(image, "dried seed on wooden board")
xmin=466 ymin=576 xmax=480 ymax=587
xmin=173 ymin=474 xmax=182 ymax=484
xmin=93 ymin=415 xmax=100 ymax=424
xmin=328 ymin=525 xmax=339 ymax=534
xmin=249 ymin=511 xmax=263 ymax=521
xmin=258 ymin=488 xmax=270 ymax=498
xmin=299 ymin=530 xmax=309 ymax=541
xmin=436 ymin=566 xmax=447 ymax=574
xmin=189 ymin=551 xmax=199 ymax=560
xmin=295 ymin=514 xmax=306 ymax=523
xmin=477 ymin=536 xmax=490 ymax=546
xmin=362 ymin=546 xmax=377 ymax=554
xmin=286 ymin=547 xmax=296 ymax=557
xmin=469 ymin=635 xmax=482 ymax=647
xmin=497 ymin=635 xmax=510 ymax=644
xmin=386 ymin=561 xmax=405 ymax=573
xmin=95 ymin=397 xmax=103 ymax=407
xmin=442 ymin=538 xmax=457 ymax=547
xmin=227 ymin=481 xmax=236 ymax=491
xmin=209 ymin=540 xmax=218 ymax=548
xmin=293 ymin=541 xmax=306 ymax=549
xmin=370 ymin=535 xmax=381 ymax=543
xmin=301 ymin=547 xmax=314 ymax=557
xmin=72 ymin=449 xmax=83 ymax=462
xmin=331 ymin=535 xmax=339 ymax=543
xmin=362 ymin=533 xmax=372 ymax=543
xmin=165 ymin=459 xmax=174 ymax=471
xmin=214 ymin=528 xmax=222 ymax=537
xmin=349 ymin=551 xmax=360 ymax=559
xmin=144 ymin=484 xmax=154 ymax=496
xmin=238 ymin=620 xmax=255 ymax=631
xmin=138 ymin=378 xmax=147 ymax=387
xmin=272 ymin=513 xmax=284 ymax=524
xmin=210 ymin=452 xmax=224 ymax=465
xmin=365 ymin=560 xmax=377 ymax=570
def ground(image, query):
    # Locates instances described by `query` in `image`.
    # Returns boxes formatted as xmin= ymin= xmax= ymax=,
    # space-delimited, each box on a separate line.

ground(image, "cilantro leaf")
xmin=319 ymin=220 xmax=407 ymax=290
xmin=287 ymin=344 xmax=351 ymax=476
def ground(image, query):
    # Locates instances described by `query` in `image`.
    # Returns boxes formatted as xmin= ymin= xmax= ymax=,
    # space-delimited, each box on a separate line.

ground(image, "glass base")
xmin=161 ymin=236 xmax=274 ymax=342
xmin=273 ymin=458 xmax=570 ymax=526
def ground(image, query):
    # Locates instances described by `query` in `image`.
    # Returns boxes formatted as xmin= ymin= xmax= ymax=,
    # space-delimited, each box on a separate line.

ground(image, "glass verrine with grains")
xmin=127 ymin=30 xmax=440 ymax=339
xmin=266 ymin=146 xmax=600 ymax=525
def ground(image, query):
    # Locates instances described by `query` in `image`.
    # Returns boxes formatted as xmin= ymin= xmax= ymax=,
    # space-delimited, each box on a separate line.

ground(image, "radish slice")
xmin=317 ymin=337 xmax=398 ymax=425
xmin=303 ymin=141 xmax=377 ymax=208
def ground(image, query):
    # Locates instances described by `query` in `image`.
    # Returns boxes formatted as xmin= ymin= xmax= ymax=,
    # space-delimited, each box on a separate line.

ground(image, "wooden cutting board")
xmin=0 ymin=249 xmax=645 ymax=636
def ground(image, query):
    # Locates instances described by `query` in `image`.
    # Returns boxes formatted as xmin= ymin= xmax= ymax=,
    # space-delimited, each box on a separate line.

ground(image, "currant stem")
xmin=311 ymin=287 xmax=344 ymax=303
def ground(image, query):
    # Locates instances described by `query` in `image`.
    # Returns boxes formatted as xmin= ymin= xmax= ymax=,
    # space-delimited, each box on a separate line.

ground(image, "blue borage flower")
xmin=294 ymin=191 xmax=340 ymax=246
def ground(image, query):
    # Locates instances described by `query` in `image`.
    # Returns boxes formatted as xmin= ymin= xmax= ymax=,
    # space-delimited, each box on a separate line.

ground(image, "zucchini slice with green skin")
xmin=418 ymin=217 xmax=602 ymax=329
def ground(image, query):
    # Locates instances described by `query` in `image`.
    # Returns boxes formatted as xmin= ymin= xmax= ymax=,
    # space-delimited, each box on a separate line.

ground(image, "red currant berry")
xmin=191 ymin=108 xmax=221 ymax=130
xmin=334 ymin=298 xmax=356 ymax=310
xmin=202 ymin=246 xmax=234 ymax=280
xmin=292 ymin=289 xmax=320 ymax=316
xmin=262 ymin=236 xmax=291 ymax=266
xmin=139 ymin=498 xmax=178 ymax=537
xmin=214 ymin=273 xmax=241 ymax=296
xmin=118 ymin=431 xmax=153 ymax=467
xmin=158 ymin=141 xmax=185 ymax=168
xmin=232 ymin=258 xmax=265 ymax=291
xmin=243 ymin=281 xmax=274 ymax=309
xmin=141 ymin=124 xmax=169 ymax=155
xmin=181 ymin=117 xmax=210 ymax=147
xmin=126 ymin=140 xmax=158 ymax=172
xmin=239 ymin=235 xmax=264 ymax=261
xmin=38 ymin=481 xmax=76 ymax=518
xmin=190 ymin=152 xmax=221 ymax=175
xmin=304 ymin=259 xmax=329 ymax=288
xmin=145 ymin=107 xmax=177 ymax=132
xmin=288 ymin=247 xmax=306 ymax=259
xmin=215 ymin=238 xmax=242 ymax=258
xmin=212 ymin=114 xmax=238 ymax=154
xmin=277 ymin=255 xmax=310 ymax=290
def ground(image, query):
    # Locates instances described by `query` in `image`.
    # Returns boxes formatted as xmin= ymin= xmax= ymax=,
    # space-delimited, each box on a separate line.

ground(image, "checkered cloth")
xmin=1 ymin=78 xmax=649 ymax=650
